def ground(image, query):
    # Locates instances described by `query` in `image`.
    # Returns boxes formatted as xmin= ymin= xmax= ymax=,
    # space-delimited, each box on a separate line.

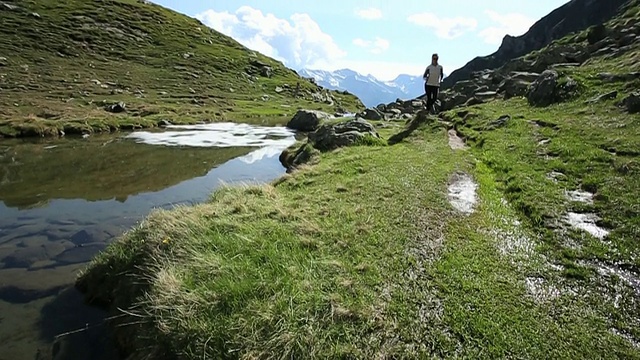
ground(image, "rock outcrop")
xmin=441 ymin=0 xmax=632 ymax=89
xmin=286 ymin=110 xmax=332 ymax=132
xmin=280 ymin=119 xmax=380 ymax=169
xmin=309 ymin=119 xmax=379 ymax=151
xmin=620 ymin=92 xmax=640 ymax=113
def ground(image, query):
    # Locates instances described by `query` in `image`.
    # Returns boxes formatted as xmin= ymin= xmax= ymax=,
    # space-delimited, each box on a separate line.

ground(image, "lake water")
xmin=0 ymin=123 xmax=296 ymax=360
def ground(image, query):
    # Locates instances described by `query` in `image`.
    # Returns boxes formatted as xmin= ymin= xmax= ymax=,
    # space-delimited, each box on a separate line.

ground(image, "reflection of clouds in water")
xmin=237 ymin=146 xmax=287 ymax=164
xmin=127 ymin=123 xmax=296 ymax=149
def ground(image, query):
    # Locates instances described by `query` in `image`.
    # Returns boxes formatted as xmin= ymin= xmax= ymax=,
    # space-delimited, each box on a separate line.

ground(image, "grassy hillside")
xmin=0 ymin=0 xmax=363 ymax=137
xmin=75 ymin=2 xmax=640 ymax=359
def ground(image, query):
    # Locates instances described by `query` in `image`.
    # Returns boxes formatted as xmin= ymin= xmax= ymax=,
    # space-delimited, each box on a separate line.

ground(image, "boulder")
xmin=620 ymin=92 xmax=640 ymax=113
xmin=309 ymin=119 xmax=379 ymax=151
xmin=498 ymin=78 xmax=531 ymax=99
xmin=388 ymin=108 xmax=402 ymax=117
xmin=528 ymin=70 xmax=559 ymax=107
xmin=286 ymin=110 xmax=331 ymax=132
xmin=440 ymin=92 xmax=469 ymax=111
xmin=587 ymin=24 xmax=608 ymax=45
xmin=359 ymin=108 xmax=385 ymax=121
xmin=104 ymin=102 xmax=126 ymax=113
xmin=474 ymin=91 xmax=498 ymax=99
xmin=556 ymin=77 xmax=580 ymax=101
xmin=0 ymin=56 xmax=7 ymax=66
xmin=510 ymin=71 xmax=540 ymax=82
xmin=464 ymin=97 xmax=484 ymax=107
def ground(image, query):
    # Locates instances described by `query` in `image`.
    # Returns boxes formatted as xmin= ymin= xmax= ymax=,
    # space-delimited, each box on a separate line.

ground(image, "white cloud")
xmin=478 ymin=10 xmax=535 ymax=44
xmin=196 ymin=6 xmax=345 ymax=69
xmin=407 ymin=13 xmax=477 ymax=39
xmin=352 ymin=37 xmax=390 ymax=54
xmin=355 ymin=7 xmax=383 ymax=20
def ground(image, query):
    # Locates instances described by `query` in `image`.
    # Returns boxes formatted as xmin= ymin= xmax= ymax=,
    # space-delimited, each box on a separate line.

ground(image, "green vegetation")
xmin=0 ymin=0 xmax=364 ymax=137
xmin=64 ymin=0 xmax=640 ymax=358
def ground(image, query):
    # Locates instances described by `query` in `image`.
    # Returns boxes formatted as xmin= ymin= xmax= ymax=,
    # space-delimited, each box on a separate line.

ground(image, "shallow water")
xmin=0 ymin=123 xmax=295 ymax=360
xmin=447 ymin=173 xmax=477 ymax=215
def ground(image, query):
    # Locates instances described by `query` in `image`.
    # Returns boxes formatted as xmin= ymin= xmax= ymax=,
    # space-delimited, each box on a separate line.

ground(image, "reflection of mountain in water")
xmin=0 ymin=136 xmax=252 ymax=209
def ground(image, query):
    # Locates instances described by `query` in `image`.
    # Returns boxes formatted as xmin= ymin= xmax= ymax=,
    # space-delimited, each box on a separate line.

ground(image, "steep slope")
xmin=298 ymin=68 xmax=423 ymax=107
xmin=438 ymin=0 xmax=640 ymax=111
xmin=442 ymin=0 xmax=632 ymax=88
xmin=0 ymin=0 xmax=364 ymax=137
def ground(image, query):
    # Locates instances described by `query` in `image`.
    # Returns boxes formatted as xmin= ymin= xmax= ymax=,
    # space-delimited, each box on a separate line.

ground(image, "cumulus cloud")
xmin=407 ymin=13 xmax=477 ymax=39
xmin=352 ymin=37 xmax=390 ymax=54
xmin=355 ymin=7 xmax=383 ymax=20
xmin=478 ymin=10 xmax=535 ymax=44
xmin=196 ymin=6 xmax=345 ymax=69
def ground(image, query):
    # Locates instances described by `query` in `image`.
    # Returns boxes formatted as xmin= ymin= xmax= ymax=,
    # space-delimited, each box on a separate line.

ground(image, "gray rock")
xmin=388 ymin=108 xmax=402 ymax=116
xmin=309 ymin=119 xmax=379 ymax=151
xmin=2 ymin=2 xmax=20 ymax=10
xmin=587 ymin=24 xmax=608 ymax=45
xmin=411 ymin=100 xmax=424 ymax=108
xmin=618 ymin=33 xmax=637 ymax=47
xmin=286 ymin=110 xmax=332 ymax=132
xmin=464 ymin=97 xmax=484 ymax=107
xmin=556 ymin=77 xmax=580 ymax=100
xmin=509 ymin=71 xmax=540 ymax=82
xmin=104 ymin=102 xmax=126 ymax=113
xmin=55 ymin=243 xmax=106 ymax=265
xmin=260 ymin=66 xmax=272 ymax=78
xmin=499 ymin=78 xmax=531 ymax=99
xmin=0 ymin=56 xmax=7 ymax=66
xmin=475 ymin=91 xmax=498 ymax=98
xmin=620 ymin=92 xmax=640 ymax=113
xmin=359 ymin=108 xmax=385 ymax=121
xmin=440 ymin=92 xmax=470 ymax=111
xmin=2 ymin=240 xmax=72 ymax=268
xmin=585 ymin=91 xmax=618 ymax=104
xmin=275 ymin=86 xmax=284 ymax=93
xmin=158 ymin=119 xmax=172 ymax=127
xmin=488 ymin=115 xmax=511 ymax=129
xmin=528 ymin=70 xmax=559 ymax=107
xmin=70 ymin=228 xmax=112 ymax=246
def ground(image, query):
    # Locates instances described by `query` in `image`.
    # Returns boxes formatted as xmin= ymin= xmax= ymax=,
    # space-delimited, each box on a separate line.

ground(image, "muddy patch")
xmin=447 ymin=173 xmax=477 ymax=214
xmin=564 ymin=212 xmax=610 ymax=239
xmin=447 ymin=129 xmax=467 ymax=150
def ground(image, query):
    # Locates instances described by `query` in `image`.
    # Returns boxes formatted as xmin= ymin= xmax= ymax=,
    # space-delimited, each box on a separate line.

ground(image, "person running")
xmin=423 ymin=53 xmax=444 ymax=113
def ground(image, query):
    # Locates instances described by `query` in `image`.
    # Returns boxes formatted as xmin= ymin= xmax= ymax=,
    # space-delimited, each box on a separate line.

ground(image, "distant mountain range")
xmin=297 ymin=69 xmax=426 ymax=107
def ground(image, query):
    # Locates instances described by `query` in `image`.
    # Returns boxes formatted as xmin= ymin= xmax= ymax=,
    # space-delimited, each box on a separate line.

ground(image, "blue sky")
xmin=150 ymin=0 xmax=569 ymax=81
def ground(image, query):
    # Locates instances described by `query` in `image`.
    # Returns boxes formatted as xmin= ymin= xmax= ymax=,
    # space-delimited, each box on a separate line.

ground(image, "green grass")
xmin=0 ymin=0 xmax=364 ymax=137
xmin=78 ymin=113 xmax=640 ymax=358
xmin=75 ymin=2 xmax=640 ymax=358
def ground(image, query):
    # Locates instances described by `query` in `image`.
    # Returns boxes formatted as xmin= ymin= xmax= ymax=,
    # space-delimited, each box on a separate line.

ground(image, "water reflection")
xmin=0 ymin=123 xmax=295 ymax=360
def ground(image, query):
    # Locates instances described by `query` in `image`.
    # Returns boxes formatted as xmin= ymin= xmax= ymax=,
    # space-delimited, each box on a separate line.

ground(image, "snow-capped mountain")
xmin=297 ymin=68 xmax=425 ymax=108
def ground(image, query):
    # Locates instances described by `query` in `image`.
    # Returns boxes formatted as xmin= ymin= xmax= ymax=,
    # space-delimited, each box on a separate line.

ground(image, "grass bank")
xmin=78 ymin=112 xmax=640 ymax=358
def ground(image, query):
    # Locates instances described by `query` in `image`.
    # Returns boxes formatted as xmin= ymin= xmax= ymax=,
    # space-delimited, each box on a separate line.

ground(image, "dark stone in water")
xmin=55 ymin=243 xmax=106 ymax=265
xmin=71 ymin=229 xmax=110 ymax=245
xmin=0 ymin=285 xmax=66 ymax=304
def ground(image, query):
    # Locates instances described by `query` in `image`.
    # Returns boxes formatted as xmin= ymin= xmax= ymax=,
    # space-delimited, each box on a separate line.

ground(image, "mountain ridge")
xmin=298 ymin=68 xmax=425 ymax=107
xmin=442 ymin=0 xmax=633 ymax=88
